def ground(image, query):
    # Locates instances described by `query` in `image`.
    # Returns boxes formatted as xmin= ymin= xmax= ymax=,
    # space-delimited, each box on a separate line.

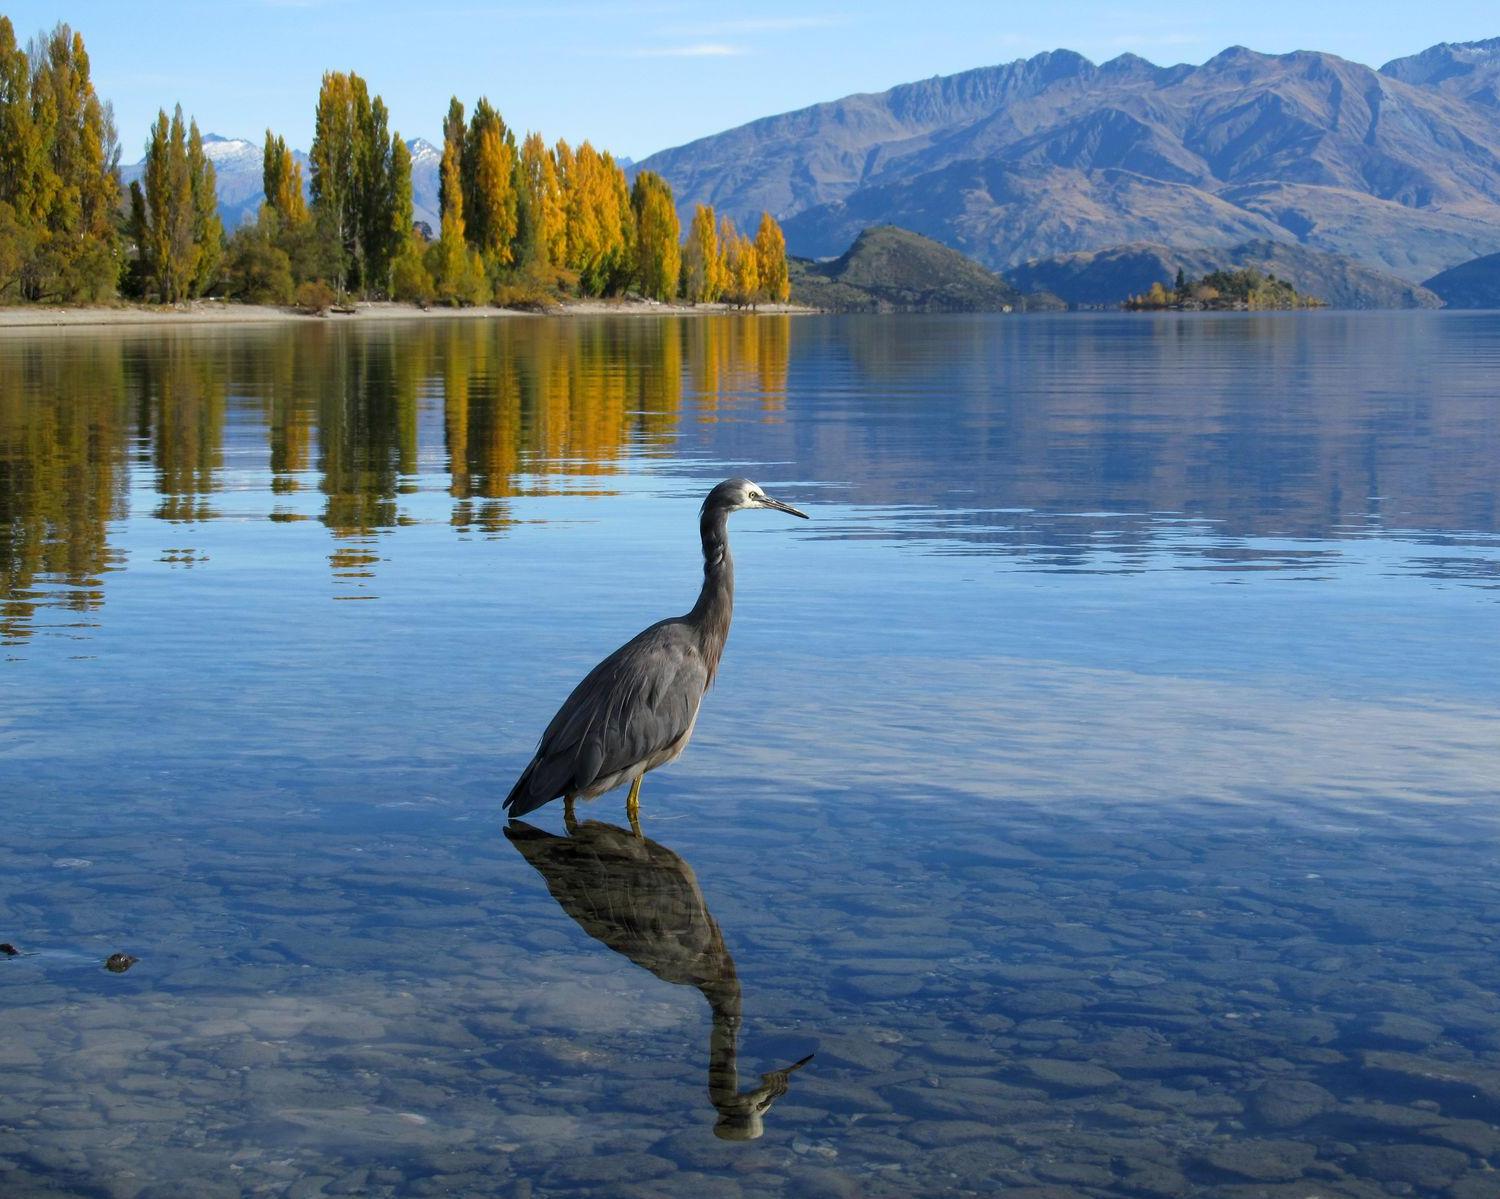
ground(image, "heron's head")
xmin=712 ymin=1053 xmax=814 ymax=1140
xmin=704 ymin=477 xmax=808 ymax=520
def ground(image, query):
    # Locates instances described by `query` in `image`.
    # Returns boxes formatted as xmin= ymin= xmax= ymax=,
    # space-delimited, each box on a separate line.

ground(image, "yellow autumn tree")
xmin=753 ymin=211 xmax=789 ymax=304
xmin=462 ymin=99 xmax=518 ymax=270
xmin=262 ymin=131 xmax=307 ymax=226
xmin=603 ymin=151 xmax=633 ymax=293
xmin=720 ymin=216 xmax=759 ymax=308
xmin=428 ymin=120 xmax=487 ymax=306
xmin=629 ymin=170 xmax=680 ymax=301
xmin=561 ymin=141 xmax=626 ymax=295
xmin=681 ymin=204 xmax=725 ymax=304
xmin=519 ymin=131 xmax=565 ymax=269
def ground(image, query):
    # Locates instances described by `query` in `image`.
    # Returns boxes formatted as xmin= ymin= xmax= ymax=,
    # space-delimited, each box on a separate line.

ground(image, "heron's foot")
xmin=626 ymin=776 xmax=643 ymax=838
xmin=564 ymin=796 xmax=579 ymax=836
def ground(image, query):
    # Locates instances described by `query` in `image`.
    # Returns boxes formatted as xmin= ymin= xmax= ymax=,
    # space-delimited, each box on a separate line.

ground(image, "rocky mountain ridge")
xmin=636 ymin=40 xmax=1500 ymax=282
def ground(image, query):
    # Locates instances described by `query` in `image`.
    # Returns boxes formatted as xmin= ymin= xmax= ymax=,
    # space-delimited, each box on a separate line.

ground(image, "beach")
xmin=0 ymin=297 xmax=813 ymax=330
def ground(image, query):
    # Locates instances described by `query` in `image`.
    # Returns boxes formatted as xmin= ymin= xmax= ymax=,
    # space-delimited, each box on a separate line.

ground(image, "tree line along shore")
xmin=0 ymin=16 xmax=792 ymax=315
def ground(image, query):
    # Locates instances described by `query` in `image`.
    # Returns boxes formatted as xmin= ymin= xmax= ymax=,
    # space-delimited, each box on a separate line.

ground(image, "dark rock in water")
xmin=104 ymin=953 xmax=138 ymax=973
xmin=1362 ymin=1050 xmax=1500 ymax=1102
xmin=1020 ymin=1058 xmax=1122 ymax=1092
xmin=1249 ymin=1079 xmax=1336 ymax=1129
xmin=1355 ymin=1010 xmax=1442 ymax=1049
xmin=1349 ymin=1143 xmax=1471 ymax=1187
xmin=0 ymin=943 xmax=18 ymax=956
xmin=1192 ymin=1139 xmax=1318 ymax=1181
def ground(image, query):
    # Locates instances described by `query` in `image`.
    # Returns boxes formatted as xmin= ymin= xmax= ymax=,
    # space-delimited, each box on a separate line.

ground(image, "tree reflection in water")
xmin=504 ymin=816 xmax=812 ymax=1140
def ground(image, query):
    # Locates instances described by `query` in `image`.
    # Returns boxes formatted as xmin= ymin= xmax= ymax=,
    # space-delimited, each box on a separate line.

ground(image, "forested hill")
xmin=789 ymin=226 xmax=1027 ymax=312
xmin=635 ymin=41 xmax=1500 ymax=283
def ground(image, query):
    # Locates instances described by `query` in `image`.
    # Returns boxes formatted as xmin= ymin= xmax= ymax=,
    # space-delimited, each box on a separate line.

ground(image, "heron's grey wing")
xmin=506 ymin=622 xmax=707 ymax=813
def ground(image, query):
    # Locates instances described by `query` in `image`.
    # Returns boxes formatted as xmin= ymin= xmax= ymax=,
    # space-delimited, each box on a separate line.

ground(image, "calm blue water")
xmin=2 ymin=312 xmax=1498 ymax=1198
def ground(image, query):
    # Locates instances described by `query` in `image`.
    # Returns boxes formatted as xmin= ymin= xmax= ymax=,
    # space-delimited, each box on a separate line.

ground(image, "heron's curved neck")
xmin=689 ymin=505 xmax=733 ymax=677
xmin=704 ymin=975 xmax=744 ymax=1107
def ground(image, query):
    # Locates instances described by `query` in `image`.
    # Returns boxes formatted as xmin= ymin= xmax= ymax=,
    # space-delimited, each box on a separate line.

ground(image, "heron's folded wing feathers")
xmin=534 ymin=622 xmax=707 ymax=794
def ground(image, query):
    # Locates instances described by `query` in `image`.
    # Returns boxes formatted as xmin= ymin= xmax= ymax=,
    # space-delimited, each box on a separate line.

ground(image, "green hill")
xmin=1423 ymin=251 xmax=1500 ymax=308
xmin=789 ymin=226 xmax=1040 ymax=313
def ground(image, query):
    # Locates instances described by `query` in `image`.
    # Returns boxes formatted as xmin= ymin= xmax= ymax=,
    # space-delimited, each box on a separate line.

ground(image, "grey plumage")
xmin=504 ymin=478 xmax=807 ymax=820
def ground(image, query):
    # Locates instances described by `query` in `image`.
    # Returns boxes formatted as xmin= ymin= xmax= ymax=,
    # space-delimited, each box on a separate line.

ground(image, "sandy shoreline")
xmin=0 ymin=297 xmax=813 ymax=331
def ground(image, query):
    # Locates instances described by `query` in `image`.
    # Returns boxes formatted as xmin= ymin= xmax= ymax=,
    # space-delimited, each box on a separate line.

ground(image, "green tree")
xmin=309 ymin=70 xmax=362 ymax=293
xmin=629 ymin=170 xmax=679 ymax=302
xmin=9 ymin=22 xmax=118 ymax=301
xmin=187 ymin=119 xmax=222 ymax=295
xmin=140 ymin=107 xmax=195 ymax=302
xmin=223 ymin=209 xmax=293 ymax=303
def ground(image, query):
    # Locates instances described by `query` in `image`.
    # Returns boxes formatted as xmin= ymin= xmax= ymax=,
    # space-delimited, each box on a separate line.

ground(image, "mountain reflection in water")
xmin=505 ymin=817 xmax=812 ymax=1140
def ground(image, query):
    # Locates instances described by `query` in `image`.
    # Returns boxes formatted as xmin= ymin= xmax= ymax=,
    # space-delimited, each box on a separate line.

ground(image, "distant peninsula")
xmin=1423 ymin=251 xmax=1500 ymax=308
xmin=789 ymin=227 xmax=1054 ymax=313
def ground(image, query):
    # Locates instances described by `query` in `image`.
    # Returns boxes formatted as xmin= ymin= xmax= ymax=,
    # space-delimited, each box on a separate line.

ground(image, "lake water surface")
xmin=2 ymin=313 xmax=1499 ymax=1198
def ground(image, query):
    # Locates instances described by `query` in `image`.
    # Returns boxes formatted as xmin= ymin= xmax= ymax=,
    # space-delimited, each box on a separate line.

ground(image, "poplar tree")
xmin=682 ymin=204 xmax=724 ymax=304
xmin=188 ymin=119 xmax=222 ymax=295
xmin=0 ymin=17 xmax=37 ymax=215
xmin=461 ymin=98 xmax=518 ymax=268
xmin=519 ymin=132 xmax=564 ymax=269
xmin=140 ymin=106 xmax=197 ymax=302
xmin=309 ymin=71 xmax=361 ymax=293
xmin=629 ymin=170 xmax=679 ymax=302
xmin=438 ymin=97 xmax=464 ymax=220
xmin=355 ymin=92 xmax=395 ymax=294
xmin=261 ymin=131 xmax=307 ymax=225
xmin=720 ymin=215 xmax=759 ymax=308
xmin=388 ymin=134 xmax=431 ymax=300
xmin=560 ymin=141 xmax=631 ymax=295
xmin=430 ymin=109 xmax=485 ymax=305
xmin=753 ymin=211 xmax=789 ymax=304
xmin=0 ymin=22 xmax=118 ymax=301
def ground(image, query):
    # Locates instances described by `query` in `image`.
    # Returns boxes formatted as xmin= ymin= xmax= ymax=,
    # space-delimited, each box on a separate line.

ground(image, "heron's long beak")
xmin=762 ymin=495 xmax=809 ymax=519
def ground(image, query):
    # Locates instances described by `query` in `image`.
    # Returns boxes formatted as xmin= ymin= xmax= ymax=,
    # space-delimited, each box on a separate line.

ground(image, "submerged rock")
xmin=1249 ymin=1080 xmax=1336 ymax=1129
xmin=1192 ymin=1139 xmax=1318 ymax=1182
xmin=104 ymin=953 xmax=138 ymax=973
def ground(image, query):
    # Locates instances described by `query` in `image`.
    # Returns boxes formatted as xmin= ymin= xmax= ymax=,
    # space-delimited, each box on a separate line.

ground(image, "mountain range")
xmin=636 ymin=39 xmax=1500 ymax=283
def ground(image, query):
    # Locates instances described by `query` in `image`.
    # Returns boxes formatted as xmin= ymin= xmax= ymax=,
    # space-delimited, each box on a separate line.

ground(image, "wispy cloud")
xmin=629 ymin=42 xmax=746 ymax=58
xmin=665 ymin=15 xmax=844 ymax=36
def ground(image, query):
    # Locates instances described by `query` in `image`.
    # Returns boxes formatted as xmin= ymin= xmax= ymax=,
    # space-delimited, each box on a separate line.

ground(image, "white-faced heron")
xmin=503 ymin=478 xmax=808 ymax=828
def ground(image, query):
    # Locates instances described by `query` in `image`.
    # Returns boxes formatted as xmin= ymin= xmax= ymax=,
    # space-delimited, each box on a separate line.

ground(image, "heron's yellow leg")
xmin=626 ymin=776 xmax=643 ymax=837
xmin=564 ymin=795 xmax=579 ymax=836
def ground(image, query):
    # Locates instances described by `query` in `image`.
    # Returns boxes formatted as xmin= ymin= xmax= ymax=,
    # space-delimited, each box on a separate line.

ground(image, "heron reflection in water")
xmin=504 ymin=815 xmax=812 ymax=1139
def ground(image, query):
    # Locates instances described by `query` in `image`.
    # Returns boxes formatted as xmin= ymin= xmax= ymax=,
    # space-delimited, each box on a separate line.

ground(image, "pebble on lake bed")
xmin=104 ymin=953 xmax=138 ymax=973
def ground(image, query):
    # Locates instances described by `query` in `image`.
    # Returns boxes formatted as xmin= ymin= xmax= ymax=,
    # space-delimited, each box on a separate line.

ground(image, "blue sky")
xmin=8 ymin=1 xmax=1498 ymax=162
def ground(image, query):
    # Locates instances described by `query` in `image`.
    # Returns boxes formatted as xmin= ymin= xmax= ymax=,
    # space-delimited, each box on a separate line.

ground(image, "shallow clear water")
xmin=2 ymin=312 xmax=1498 ymax=1199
